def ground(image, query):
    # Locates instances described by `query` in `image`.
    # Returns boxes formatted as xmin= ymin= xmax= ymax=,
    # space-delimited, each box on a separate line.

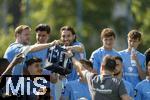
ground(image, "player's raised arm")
xmin=64 ymin=50 xmax=85 ymax=78
xmin=29 ymin=40 xmax=60 ymax=52
xmin=65 ymin=44 xmax=84 ymax=53
xmin=0 ymin=53 xmax=24 ymax=82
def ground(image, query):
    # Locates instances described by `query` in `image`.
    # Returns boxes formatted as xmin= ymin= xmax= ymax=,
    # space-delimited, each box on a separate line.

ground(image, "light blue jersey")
xmin=66 ymin=41 xmax=86 ymax=81
xmin=90 ymin=46 xmax=120 ymax=74
xmin=135 ymin=78 xmax=150 ymax=100
xmin=119 ymin=49 xmax=146 ymax=87
xmin=62 ymin=79 xmax=91 ymax=100
xmin=27 ymin=48 xmax=48 ymax=68
xmin=4 ymin=43 xmax=28 ymax=75
xmin=122 ymin=79 xmax=134 ymax=98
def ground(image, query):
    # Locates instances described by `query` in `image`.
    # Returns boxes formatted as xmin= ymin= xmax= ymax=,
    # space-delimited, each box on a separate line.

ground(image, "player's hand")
xmin=12 ymin=53 xmax=24 ymax=65
xmin=64 ymin=50 xmax=73 ymax=58
xmin=52 ymin=40 xmax=63 ymax=46
xmin=131 ymin=53 xmax=137 ymax=61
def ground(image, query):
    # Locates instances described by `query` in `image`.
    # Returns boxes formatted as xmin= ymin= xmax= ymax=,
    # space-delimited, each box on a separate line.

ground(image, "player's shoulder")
xmin=119 ymin=49 xmax=128 ymax=54
xmin=112 ymin=49 xmax=120 ymax=56
xmin=6 ymin=42 xmax=23 ymax=51
xmin=118 ymin=49 xmax=129 ymax=58
xmin=137 ymin=51 xmax=145 ymax=58
xmin=91 ymin=47 xmax=103 ymax=55
xmin=72 ymin=41 xmax=83 ymax=45
xmin=136 ymin=79 xmax=148 ymax=88
xmin=4 ymin=43 xmax=23 ymax=57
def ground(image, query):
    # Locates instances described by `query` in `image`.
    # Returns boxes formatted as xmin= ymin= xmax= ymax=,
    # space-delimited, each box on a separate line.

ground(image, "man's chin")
xmin=23 ymin=42 xmax=30 ymax=45
xmin=114 ymin=72 xmax=121 ymax=76
xmin=104 ymin=46 xmax=113 ymax=49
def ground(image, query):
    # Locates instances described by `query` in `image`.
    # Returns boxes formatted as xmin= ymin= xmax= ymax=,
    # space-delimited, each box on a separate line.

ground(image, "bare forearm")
xmin=137 ymin=66 xmax=146 ymax=80
xmin=30 ymin=42 xmax=54 ymax=52
xmin=136 ymin=60 xmax=146 ymax=80
xmin=68 ymin=45 xmax=84 ymax=52
xmin=72 ymin=57 xmax=84 ymax=77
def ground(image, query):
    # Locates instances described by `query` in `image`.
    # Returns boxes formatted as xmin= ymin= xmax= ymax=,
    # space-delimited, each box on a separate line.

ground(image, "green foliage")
xmin=132 ymin=0 xmax=150 ymax=52
xmin=0 ymin=0 xmax=150 ymax=58
xmin=0 ymin=0 xmax=115 ymax=58
xmin=0 ymin=28 xmax=15 ymax=57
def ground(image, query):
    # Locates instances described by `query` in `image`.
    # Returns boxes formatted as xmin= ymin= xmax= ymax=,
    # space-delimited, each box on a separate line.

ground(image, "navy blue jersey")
xmin=45 ymin=45 xmax=73 ymax=75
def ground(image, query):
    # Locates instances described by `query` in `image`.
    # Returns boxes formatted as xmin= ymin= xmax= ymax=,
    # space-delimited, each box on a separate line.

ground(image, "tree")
xmin=132 ymin=0 xmax=150 ymax=52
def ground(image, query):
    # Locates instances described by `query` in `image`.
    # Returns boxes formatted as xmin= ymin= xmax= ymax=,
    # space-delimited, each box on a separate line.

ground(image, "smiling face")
xmin=100 ymin=28 xmax=116 ymax=50
xmin=60 ymin=30 xmax=75 ymax=46
xmin=36 ymin=31 xmax=49 ymax=44
xmin=102 ymin=36 xmax=115 ymax=50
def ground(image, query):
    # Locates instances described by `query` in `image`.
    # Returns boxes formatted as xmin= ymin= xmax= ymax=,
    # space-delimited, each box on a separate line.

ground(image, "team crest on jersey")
xmin=100 ymin=84 xmax=105 ymax=89
xmin=128 ymin=67 xmax=134 ymax=72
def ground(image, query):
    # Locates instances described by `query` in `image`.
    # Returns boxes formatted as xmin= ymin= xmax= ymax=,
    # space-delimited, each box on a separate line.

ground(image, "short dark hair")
xmin=128 ymin=30 xmax=142 ymax=41
xmin=100 ymin=28 xmax=116 ymax=39
xmin=25 ymin=57 xmax=42 ymax=67
xmin=114 ymin=56 xmax=123 ymax=63
xmin=60 ymin=26 xmax=76 ymax=35
xmin=102 ymin=55 xmax=116 ymax=72
xmin=80 ymin=59 xmax=93 ymax=69
xmin=0 ymin=58 xmax=9 ymax=75
xmin=35 ymin=24 xmax=51 ymax=34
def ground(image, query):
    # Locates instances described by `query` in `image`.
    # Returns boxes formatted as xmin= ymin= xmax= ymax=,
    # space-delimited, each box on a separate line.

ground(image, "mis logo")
xmin=0 ymin=75 xmax=50 ymax=96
